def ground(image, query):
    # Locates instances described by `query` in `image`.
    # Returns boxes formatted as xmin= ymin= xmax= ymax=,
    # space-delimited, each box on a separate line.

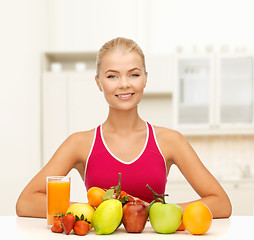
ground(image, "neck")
xmin=103 ymin=106 xmax=145 ymax=133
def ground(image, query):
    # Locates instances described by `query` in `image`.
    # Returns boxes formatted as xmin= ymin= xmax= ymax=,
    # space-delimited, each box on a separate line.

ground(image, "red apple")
xmin=122 ymin=200 xmax=149 ymax=233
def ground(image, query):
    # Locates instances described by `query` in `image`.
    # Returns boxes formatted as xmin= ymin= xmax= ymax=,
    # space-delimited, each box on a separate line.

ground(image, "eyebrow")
xmin=104 ymin=67 xmax=141 ymax=74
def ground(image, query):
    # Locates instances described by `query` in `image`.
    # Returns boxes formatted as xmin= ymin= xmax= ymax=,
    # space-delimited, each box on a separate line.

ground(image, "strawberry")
xmin=53 ymin=212 xmax=64 ymax=223
xmin=74 ymin=220 xmax=89 ymax=236
xmin=61 ymin=212 xmax=75 ymax=235
xmin=73 ymin=214 xmax=90 ymax=236
xmin=51 ymin=219 xmax=63 ymax=233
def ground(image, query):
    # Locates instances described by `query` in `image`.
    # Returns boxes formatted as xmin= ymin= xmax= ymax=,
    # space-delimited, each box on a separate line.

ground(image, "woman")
xmin=16 ymin=37 xmax=232 ymax=218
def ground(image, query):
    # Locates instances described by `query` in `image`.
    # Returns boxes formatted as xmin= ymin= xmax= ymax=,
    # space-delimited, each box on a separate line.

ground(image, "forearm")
xmin=177 ymin=194 xmax=232 ymax=219
xmin=16 ymin=192 xmax=80 ymax=218
xmin=16 ymin=192 xmax=47 ymax=218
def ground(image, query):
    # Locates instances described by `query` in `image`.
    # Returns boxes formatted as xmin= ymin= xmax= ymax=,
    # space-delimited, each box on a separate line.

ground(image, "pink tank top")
xmin=84 ymin=122 xmax=167 ymax=203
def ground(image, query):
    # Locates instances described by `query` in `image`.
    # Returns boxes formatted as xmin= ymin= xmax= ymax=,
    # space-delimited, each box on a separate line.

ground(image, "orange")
xmin=183 ymin=202 xmax=212 ymax=235
xmin=87 ymin=187 xmax=106 ymax=208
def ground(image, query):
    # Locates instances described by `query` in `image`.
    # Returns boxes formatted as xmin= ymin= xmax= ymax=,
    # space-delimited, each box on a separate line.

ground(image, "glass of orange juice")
xmin=46 ymin=176 xmax=71 ymax=226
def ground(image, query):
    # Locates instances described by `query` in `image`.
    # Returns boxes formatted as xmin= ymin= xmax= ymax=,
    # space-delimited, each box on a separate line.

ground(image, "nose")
xmin=119 ymin=76 xmax=131 ymax=89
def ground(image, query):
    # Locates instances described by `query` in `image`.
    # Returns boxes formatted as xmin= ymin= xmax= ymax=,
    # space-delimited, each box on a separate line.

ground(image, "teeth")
xmin=117 ymin=94 xmax=132 ymax=97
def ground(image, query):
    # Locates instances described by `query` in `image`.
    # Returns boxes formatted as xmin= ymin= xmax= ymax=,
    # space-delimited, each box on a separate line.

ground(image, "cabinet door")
xmin=42 ymin=72 xmax=68 ymax=166
xmin=68 ymin=72 xmax=108 ymax=133
xmin=145 ymin=55 xmax=172 ymax=94
xmin=222 ymin=182 xmax=254 ymax=216
xmin=219 ymin=56 xmax=253 ymax=125
xmin=175 ymin=57 xmax=213 ymax=126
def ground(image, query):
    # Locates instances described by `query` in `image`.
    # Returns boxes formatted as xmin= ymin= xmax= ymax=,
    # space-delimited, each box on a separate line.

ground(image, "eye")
xmin=130 ymin=74 xmax=140 ymax=77
xmin=107 ymin=75 xmax=117 ymax=79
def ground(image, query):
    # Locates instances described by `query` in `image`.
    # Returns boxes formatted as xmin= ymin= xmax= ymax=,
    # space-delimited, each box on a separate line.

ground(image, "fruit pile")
xmin=51 ymin=173 xmax=213 ymax=236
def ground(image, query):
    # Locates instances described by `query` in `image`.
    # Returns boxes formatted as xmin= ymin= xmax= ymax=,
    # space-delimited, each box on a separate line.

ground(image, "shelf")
xmin=143 ymin=92 xmax=172 ymax=98
xmin=42 ymin=51 xmax=97 ymax=72
xmin=179 ymin=128 xmax=254 ymax=137
xmin=43 ymin=69 xmax=96 ymax=75
xmin=168 ymin=177 xmax=254 ymax=184
xmin=43 ymin=51 xmax=97 ymax=62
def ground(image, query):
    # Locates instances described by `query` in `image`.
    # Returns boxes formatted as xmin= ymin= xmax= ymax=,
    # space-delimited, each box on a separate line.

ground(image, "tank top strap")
xmin=85 ymin=125 xmax=105 ymax=165
xmin=146 ymin=122 xmax=165 ymax=159
xmin=92 ymin=125 xmax=105 ymax=153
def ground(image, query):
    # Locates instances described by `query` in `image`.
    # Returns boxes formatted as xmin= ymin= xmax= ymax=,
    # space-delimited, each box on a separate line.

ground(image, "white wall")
xmin=47 ymin=0 xmax=254 ymax=54
xmin=147 ymin=0 xmax=254 ymax=54
xmin=0 ymin=0 xmax=48 ymax=215
xmin=47 ymin=0 xmax=144 ymax=51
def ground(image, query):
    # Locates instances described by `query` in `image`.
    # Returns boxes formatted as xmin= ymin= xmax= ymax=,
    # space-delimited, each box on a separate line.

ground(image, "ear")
xmin=95 ymin=75 xmax=103 ymax=92
xmin=144 ymin=71 xmax=148 ymax=88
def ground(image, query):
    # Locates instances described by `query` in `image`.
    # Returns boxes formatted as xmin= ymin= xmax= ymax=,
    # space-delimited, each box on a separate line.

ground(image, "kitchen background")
xmin=1 ymin=0 xmax=254 ymax=216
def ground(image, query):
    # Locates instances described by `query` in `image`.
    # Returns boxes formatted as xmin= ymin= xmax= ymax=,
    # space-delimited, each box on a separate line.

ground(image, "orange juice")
xmin=47 ymin=177 xmax=70 ymax=225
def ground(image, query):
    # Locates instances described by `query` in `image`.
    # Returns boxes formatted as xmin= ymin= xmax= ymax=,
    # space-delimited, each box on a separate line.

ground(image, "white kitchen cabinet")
xmin=221 ymin=181 xmax=254 ymax=216
xmin=42 ymin=72 xmax=69 ymax=165
xmin=174 ymin=55 xmax=214 ymax=128
xmin=173 ymin=54 xmax=254 ymax=135
xmin=165 ymin=181 xmax=200 ymax=204
xmin=68 ymin=72 xmax=108 ymax=134
xmin=48 ymin=0 xmax=141 ymax=51
xmin=145 ymin=55 xmax=173 ymax=94
xmin=217 ymin=55 xmax=254 ymax=126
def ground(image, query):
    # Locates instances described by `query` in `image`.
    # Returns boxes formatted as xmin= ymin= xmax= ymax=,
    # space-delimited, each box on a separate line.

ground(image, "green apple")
xmin=149 ymin=202 xmax=182 ymax=234
xmin=146 ymin=184 xmax=182 ymax=234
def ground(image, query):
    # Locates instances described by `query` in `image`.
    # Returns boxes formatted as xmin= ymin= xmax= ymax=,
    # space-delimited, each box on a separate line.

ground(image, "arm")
xmin=16 ymin=131 xmax=93 ymax=218
xmin=160 ymin=129 xmax=232 ymax=218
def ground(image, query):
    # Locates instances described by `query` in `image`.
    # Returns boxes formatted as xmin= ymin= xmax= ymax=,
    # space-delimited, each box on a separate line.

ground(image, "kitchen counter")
xmin=2 ymin=216 xmax=254 ymax=239
xmin=168 ymin=176 xmax=254 ymax=184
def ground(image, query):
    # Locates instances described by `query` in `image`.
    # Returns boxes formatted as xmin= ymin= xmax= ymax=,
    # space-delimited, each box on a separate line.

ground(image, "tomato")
xmin=177 ymin=220 xmax=185 ymax=231
xmin=119 ymin=191 xmax=128 ymax=198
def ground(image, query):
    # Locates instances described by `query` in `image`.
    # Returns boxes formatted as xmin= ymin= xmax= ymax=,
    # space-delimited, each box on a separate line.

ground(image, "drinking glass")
xmin=46 ymin=176 xmax=70 ymax=226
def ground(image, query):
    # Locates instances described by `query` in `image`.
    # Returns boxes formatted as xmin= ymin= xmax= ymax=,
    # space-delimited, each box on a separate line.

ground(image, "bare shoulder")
xmin=69 ymin=128 xmax=95 ymax=144
xmin=152 ymin=125 xmax=186 ymax=161
xmin=66 ymin=128 xmax=96 ymax=160
xmin=153 ymin=125 xmax=185 ymax=144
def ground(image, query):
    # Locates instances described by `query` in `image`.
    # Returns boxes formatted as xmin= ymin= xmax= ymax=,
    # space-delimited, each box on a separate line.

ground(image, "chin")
xmin=108 ymin=95 xmax=143 ymax=111
xmin=111 ymin=104 xmax=138 ymax=112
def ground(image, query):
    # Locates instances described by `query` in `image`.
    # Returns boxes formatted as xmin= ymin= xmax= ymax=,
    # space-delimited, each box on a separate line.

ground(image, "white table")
xmin=2 ymin=216 xmax=254 ymax=239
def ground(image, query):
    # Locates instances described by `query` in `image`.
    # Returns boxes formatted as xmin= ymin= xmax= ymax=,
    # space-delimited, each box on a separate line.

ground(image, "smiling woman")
xmin=16 ymin=37 xmax=231 ymax=219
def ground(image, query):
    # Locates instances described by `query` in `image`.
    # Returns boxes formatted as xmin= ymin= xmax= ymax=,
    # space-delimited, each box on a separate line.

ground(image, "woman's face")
xmin=96 ymin=50 xmax=147 ymax=111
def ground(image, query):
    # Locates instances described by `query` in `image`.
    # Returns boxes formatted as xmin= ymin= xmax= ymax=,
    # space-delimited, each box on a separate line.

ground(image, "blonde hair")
xmin=96 ymin=37 xmax=146 ymax=77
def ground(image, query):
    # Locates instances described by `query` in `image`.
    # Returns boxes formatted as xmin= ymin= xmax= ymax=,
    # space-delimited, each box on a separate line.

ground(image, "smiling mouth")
xmin=115 ymin=93 xmax=135 ymax=99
